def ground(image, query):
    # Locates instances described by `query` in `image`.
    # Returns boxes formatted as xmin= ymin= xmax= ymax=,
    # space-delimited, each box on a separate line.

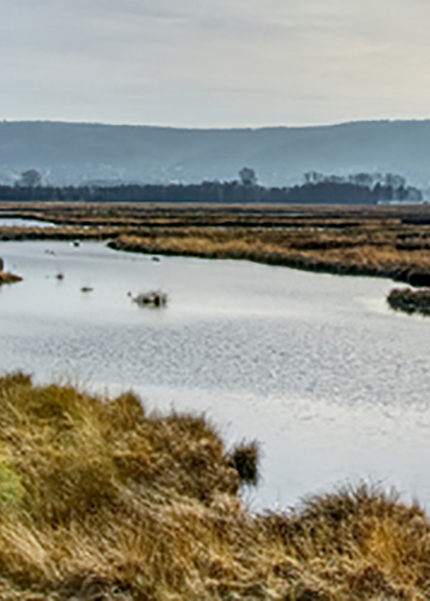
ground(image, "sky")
xmin=2 ymin=0 xmax=430 ymax=128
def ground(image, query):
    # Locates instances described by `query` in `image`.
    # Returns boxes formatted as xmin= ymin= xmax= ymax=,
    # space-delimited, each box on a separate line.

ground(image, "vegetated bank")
xmin=3 ymin=202 xmax=430 ymax=287
xmin=0 ymin=373 xmax=429 ymax=599
xmin=107 ymin=223 xmax=430 ymax=287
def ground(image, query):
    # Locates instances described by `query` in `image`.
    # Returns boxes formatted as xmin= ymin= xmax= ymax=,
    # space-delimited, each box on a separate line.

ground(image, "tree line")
xmin=0 ymin=168 xmax=422 ymax=204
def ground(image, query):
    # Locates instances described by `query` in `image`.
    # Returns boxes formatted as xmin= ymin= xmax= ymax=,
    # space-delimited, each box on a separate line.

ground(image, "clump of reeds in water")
xmin=133 ymin=290 xmax=167 ymax=307
xmin=0 ymin=257 xmax=22 ymax=285
xmin=2 ymin=374 xmax=430 ymax=599
xmin=388 ymin=286 xmax=430 ymax=315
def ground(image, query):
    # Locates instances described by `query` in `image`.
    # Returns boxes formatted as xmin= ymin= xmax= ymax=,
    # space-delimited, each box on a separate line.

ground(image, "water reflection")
xmin=0 ymin=240 xmax=429 ymax=510
xmin=0 ymin=217 xmax=56 ymax=228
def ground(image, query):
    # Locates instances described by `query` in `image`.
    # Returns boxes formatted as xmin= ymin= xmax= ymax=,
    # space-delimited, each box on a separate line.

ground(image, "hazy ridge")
xmin=1 ymin=119 xmax=430 ymax=187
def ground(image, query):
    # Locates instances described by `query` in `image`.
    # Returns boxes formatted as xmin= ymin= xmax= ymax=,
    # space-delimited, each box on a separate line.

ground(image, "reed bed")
xmin=3 ymin=202 xmax=430 ymax=285
xmin=0 ymin=374 xmax=429 ymax=599
xmin=108 ymin=227 xmax=430 ymax=285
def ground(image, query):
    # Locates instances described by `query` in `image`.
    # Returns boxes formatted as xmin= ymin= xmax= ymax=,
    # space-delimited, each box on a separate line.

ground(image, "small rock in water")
xmin=133 ymin=290 xmax=168 ymax=307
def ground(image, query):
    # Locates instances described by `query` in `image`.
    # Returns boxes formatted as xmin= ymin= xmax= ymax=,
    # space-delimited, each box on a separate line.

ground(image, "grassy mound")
xmin=0 ymin=258 xmax=22 ymax=285
xmin=0 ymin=374 xmax=429 ymax=599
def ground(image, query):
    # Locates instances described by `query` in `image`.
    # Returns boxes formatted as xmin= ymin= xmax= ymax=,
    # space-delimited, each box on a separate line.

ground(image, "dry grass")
xmin=108 ymin=226 xmax=430 ymax=284
xmin=3 ymin=202 xmax=430 ymax=283
xmin=0 ymin=258 xmax=22 ymax=285
xmin=0 ymin=374 xmax=429 ymax=598
xmin=0 ymin=272 xmax=22 ymax=285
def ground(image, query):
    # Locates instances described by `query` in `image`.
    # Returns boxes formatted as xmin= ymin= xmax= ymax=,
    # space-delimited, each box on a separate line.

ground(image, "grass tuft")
xmin=229 ymin=440 xmax=260 ymax=486
xmin=0 ymin=257 xmax=22 ymax=285
xmin=0 ymin=377 xmax=429 ymax=598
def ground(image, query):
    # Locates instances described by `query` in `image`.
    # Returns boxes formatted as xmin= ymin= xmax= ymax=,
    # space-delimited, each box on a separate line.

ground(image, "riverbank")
xmin=107 ymin=228 xmax=430 ymax=286
xmin=0 ymin=373 xmax=428 ymax=600
xmin=3 ymin=202 xmax=430 ymax=285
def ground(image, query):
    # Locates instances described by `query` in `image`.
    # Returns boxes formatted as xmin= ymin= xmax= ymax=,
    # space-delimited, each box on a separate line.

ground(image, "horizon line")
xmin=2 ymin=117 xmax=430 ymax=131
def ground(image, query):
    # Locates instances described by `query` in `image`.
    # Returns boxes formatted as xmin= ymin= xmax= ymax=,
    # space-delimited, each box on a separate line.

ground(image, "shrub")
xmin=229 ymin=440 xmax=260 ymax=485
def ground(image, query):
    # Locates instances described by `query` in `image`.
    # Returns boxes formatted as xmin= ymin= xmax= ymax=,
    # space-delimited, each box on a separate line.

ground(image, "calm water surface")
xmin=1 ymin=241 xmax=429 ymax=510
xmin=0 ymin=217 xmax=55 ymax=228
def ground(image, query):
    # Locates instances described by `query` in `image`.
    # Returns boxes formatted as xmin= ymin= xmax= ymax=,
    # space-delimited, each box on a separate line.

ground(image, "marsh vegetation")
xmin=387 ymin=287 xmax=430 ymax=315
xmin=0 ymin=257 xmax=22 ymax=285
xmin=3 ymin=202 xmax=430 ymax=286
xmin=0 ymin=374 xmax=429 ymax=599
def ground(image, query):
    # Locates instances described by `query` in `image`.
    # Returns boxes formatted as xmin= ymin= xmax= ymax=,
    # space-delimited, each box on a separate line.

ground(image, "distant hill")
xmin=0 ymin=120 xmax=430 ymax=188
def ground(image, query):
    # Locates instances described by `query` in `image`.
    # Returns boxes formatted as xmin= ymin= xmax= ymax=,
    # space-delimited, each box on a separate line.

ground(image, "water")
xmin=1 ymin=240 xmax=430 ymax=510
xmin=0 ymin=217 xmax=56 ymax=228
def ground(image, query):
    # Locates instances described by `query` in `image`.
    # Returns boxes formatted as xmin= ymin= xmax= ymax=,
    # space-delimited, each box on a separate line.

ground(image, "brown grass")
xmin=3 ymin=202 xmax=430 ymax=283
xmin=0 ymin=272 xmax=22 ymax=284
xmin=108 ymin=226 xmax=430 ymax=284
xmin=0 ymin=374 xmax=429 ymax=598
xmin=0 ymin=257 xmax=22 ymax=285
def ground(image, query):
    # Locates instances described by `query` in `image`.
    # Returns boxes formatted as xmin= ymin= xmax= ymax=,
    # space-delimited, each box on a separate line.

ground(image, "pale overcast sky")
xmin=1 ymin=0 xmax=430 ymax=127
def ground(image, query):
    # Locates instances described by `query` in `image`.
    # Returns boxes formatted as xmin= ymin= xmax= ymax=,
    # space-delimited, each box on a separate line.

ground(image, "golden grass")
xmin=0 ymin=374 xmax=429 ymax=598
xmin=108 ymin=226 xmax=430 ymax=285
xmin=0 ymin=272 xmax=22 ymax=284
xmin=3 ymin=202 xmax=430 ymax=283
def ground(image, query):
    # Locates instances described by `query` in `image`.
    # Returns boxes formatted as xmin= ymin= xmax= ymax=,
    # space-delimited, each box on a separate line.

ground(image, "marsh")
xmin=1 ymin=239 xmax=430 ymax=510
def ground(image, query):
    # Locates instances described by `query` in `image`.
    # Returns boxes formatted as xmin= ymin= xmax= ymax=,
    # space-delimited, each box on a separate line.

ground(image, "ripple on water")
xmin=0 ymin=240 xmax=429 ymax=510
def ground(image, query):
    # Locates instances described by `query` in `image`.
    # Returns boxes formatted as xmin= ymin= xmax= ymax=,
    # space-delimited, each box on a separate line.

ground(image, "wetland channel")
xmin=1 ymin=239 xmax=429 ymax=510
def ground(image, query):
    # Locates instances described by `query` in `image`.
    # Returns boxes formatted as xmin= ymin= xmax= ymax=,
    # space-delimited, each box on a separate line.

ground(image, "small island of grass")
xmin=388 ymin=287 xmax=430 ymax=315
xmin=0 ymin=257 xmax=22 ymax=285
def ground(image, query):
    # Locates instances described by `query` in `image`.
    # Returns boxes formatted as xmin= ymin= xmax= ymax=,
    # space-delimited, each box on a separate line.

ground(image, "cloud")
xmin=1 ymin=0 xmax=430 ymax=126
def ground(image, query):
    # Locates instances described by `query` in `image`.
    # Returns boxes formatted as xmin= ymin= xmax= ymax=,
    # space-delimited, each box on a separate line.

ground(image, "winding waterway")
xmin=1 ymin=239 xmax=430 ymax=510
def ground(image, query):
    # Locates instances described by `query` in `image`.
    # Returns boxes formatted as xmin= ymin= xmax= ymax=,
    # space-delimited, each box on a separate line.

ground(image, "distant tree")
xmin=239 ymin=167 xmax=257 ymax=187
xmin=384 ymin=173 xmax=406 ymax=188
xmin=325 ymin=175 xmax=346 ymax=185
xmin=18 ymin=169 xmax=42 ymax=187
xmin=348 ymin=173 xmax=374 ymax=187
xmin=406 ymin=186 xmax=423 ymax=202
xmin=303 ymin=171 xmax=324 ymax=184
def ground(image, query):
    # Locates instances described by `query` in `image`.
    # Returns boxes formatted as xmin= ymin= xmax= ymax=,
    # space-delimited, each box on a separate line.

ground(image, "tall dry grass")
xmin=0 ymin=374 xmax=429 ymax=598
xmin=108 ymin=225 xmax=430 ymax=285
xmin=3 ymin=202 xmax=430 ymax=283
